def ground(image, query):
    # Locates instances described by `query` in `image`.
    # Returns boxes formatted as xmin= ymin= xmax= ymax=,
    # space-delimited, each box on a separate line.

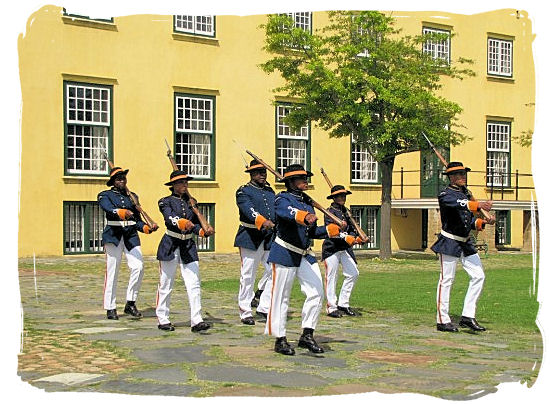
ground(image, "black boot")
xmin=298 ymin=328 xmax=324 ymax=353
xmin=437 ymin=322 xmax=459 ymax=332
xmin=274 ymin=336 xmax=295 ymax=355
xmin=459 ymin=316 xmax=486 ymax=331
xmin=251 ymin=289 xmax=263 ymax=308
xmin=124 ymin=301 xmax=142 ymax=318
xmin=106 ymin=309 xmax=118 ymax=320
xmin=337 ymin=306 xmax=357 ymax=316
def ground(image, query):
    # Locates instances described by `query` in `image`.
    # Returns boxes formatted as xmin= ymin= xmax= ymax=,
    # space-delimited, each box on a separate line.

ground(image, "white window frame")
xmin=65 ymin=82 xmax=111 ymax=175
xmin=194 ymin=204 xmax=215 ymax=251
xmin=423 ymin=27 xmax=450 ymax=63
xmin=351 ymin=135 xmax=378 ymax=183
xmin=286 ymin=12 xmax=311 ymax=32
xmin=487 ymin=122 xmax=511 ymax=187
xmin=174 ymin=15 xmax=215 ymax=37
xmin=351 ymin=206 xmax=379 ymax=249
xmin=488 ymin=38 xmax=513 ymax=77
xmin=276 ymin=104 xmax=310 ymax=176
xmin=175 ymin=94 xmax=214 ymax=179
xmin=64 ymin=201 xmax=106 ymax=254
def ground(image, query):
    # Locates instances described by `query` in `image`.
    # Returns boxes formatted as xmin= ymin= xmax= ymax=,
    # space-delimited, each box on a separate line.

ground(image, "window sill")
xmin=189 ymin=181 xmax=219 ymax=188
xmin=172 ymin=32 xmax=219 ymax=46
xmin=487 ymin=75 xmax=514 ymax=83
xmin=63 ymin=175 xmax=109 ymax=184
xmin=484 ymin=187 xmax=514 ymax=193
xmin=350 ymin=183 xmax=382 ymax=190
xmin=62 ymin=16 xmax=118 ymax=31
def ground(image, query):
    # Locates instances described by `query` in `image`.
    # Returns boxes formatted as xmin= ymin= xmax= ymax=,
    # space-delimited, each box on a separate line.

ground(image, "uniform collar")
xmin=248 ymin=181 xmax=267 ymax=189
xmin=171 ymin=192 xmax=189 ymax=201
xmin=331 ymin=202 xmax=346 ymax=211
xmin=111 ymin=187 xmax=127 ymax=195
xmin=287 ymin=189 xmax=304 ymax=198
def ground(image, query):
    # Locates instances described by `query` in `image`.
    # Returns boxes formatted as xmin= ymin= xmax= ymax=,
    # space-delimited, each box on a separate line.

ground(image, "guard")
xmin=322 ymin=185 xmax=367 ymax=318
xmin=431 ymin=162 xmax=495 ymax=332
xmin=155 ymin=170 xmax=214 ymax=333
xmin=98 ymin=167 xmax=158 ymax=320
xmin=266 ymin=164 xmax=341 ymax=355
xmin=234 ymin=160 xmax=276 ymax=325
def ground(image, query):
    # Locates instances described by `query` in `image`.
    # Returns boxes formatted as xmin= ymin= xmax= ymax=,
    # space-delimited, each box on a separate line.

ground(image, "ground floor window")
xmin=495 ymin=210 xmax=511 ymax=246
xmin=194 ymin=203 xmax=215 ymax=251
xmin=350 ymin=206 xmax=380 ymax=249
xmin=64 ymin=202 xmax=105 ymax=254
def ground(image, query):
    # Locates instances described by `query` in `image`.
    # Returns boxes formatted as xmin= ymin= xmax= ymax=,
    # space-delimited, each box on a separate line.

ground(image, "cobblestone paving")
xmin=17 ymin=255 xmax=542 ymax=399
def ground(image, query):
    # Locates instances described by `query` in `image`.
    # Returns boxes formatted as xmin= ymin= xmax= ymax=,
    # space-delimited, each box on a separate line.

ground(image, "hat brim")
xmin=283 ymin=171 xmax=314 ymax=181
xmin=444 ymin=167 xmax=471 ymax=175
xmin=106 ymin=169 xmax=129 ymax=186
xmin=164 ymin=176 xmax=194 ymax=186
xmin=327 ymin=190 xmax=352 ymax=199
xmin=245 ymin=164 xmax=267 ymax=173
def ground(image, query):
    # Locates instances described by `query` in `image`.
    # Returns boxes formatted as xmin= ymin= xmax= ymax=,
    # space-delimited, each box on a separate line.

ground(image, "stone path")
xmin=17 ymin=255 xmax=542 ymax=398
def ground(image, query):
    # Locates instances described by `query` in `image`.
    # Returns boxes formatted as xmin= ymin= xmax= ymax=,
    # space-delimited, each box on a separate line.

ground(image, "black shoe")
xmin=251 ymin=297 xmax=259 ymax=308
xmin=241 ymin=316 xmax=255 ymax=325
xmin=251 ymin=289 xmax=263 ymax=308
xmin=106 ymin=309 xmax=119 ymax=320
xmin=436 ymin=322 xmax=459 ymax=332
xmin=298 ymin=333 xmax=324 ymax=354
xmin=256 ymin=311 xmax=268 ymax=320
xmin=337 ymin=306 xmax=357 ymax=316
xmin=327 ymin=310 xmax=343 ymax=318
xmin=158 ymin=323 xmax=175 ymax=331
xmin=274 ymin=337 xmax=295 ymax=355
xmin=459 ymin=316 xmax=486 ymax=331
xmin=191 ymin=321 xmax=211 ymax=333
xmin=124 ymin=301 xmax=142 ymax=318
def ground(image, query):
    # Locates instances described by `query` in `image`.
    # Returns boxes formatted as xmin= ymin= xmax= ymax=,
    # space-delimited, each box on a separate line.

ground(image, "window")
xmin=194 ymin=204 xmax=215 ymax=251
xmin=486 ymin=121 xmax=511 ymax=187
xmin=62 ymin=8 xmax=113 ymax=23
xmin=285 ymin=12 xmax=312 ymax=32
xmin=64 ymin=202 xmax=106 ymax=254
xmin=495 ymin=210 xmax=511 ymax=245
xmin=174 ymin=94 xmax=215 ymax=179
xmin=351 ymin=136 xmax=378 ymax=183
xmin=276 ymin=104 xmax=310 ymax=176
xmin=488 ymin=38 xmax=513 ymax=77
xmin=350 ymin=206 xmax=380 ymax=249
xmin=423 ymin=27 xmax=450 ymax=63
xmin=174 ymin=15 xmax=215 ymax=37
xmin=64 ymin=82 xmax=111 ymax=175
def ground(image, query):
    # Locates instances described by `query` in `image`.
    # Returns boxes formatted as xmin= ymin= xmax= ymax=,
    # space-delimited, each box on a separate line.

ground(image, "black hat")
xmin=164 ymin=170 xmax=194 ymax=186
xmin=245 ymin=159 xmax=267 ymax=173
xmin=327 ymin=185 xmax=352 ymax=199
xmin=443 ymin=161 xmax=471 ymax=176
xmin=106 ymin=167 xmax=129 ymax=186
xmin=282 ymin=163 xmax=313 ymax=181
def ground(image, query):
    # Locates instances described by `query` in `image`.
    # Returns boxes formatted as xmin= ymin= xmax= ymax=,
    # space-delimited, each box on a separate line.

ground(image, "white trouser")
xmin=103 ymin=242 xmax=144 ymax=310
xmin=436 ymin=253 xmax=485 ymax=324
xmin=265 ymin=260 xmax=324 ymax=338
xmin=238 ymin=246 xmax=272 ymax=319
xmin=156 ymin=249 xmax=203 ymax=327
xmin=323 ymin=251 xmax=359 ymax=313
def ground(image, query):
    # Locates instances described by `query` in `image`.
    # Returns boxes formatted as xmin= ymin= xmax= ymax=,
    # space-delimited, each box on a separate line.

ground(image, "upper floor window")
xmin=423 ymin=27 xmax=450 ymax=63
xmin=174 ymin=94 xmax=215 ymax=179
xmin=284 ymin=12 xmax=312 ymax=32
xmin=488 ymin=38 xmax=513 ymax=77
xmin=276 ymin=104 xmax=310 ymax=176
xmin=351 ymin=136 xmax=378 ymax=183
xmin=486 ymin=121 xmax=511 ymax=187
xmin=64 ymin=82 xmax=111 ymax=175
xmin=174 ymin=15 xmax=215 ymax=37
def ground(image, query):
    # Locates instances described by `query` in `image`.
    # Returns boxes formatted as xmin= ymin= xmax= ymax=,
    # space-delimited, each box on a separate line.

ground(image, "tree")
xmin=261 ymin=11 xmax=475 ymax=259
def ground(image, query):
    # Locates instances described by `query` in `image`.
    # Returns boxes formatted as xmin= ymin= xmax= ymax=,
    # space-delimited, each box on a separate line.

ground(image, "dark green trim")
xmin=62 ymin=8 xmax=114 ymax=23
xmin=495 ymin=210 xmax=511 ymax=245
xmin=350 ymin=205 xmax=381 ymax=250
xmin=195 ymin=203 xmax=216 ymax=252
xmin=172 ymin=15 xmax=216 ymax=38
xmin=173 ymin=92 xmax=216 ymax=181
xmin=63 ymin=81 xmax=113 ymax=177
xmin=63 ymin=201 xmax=105 ymax=255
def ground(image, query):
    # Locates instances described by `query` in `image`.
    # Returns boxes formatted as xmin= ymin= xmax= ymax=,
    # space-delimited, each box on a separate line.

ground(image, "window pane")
xmin=352 ymin=137 xmax=378 ymax=182
xmin=194 ymin=204 xmax=215 ymax=251
xmin=423 ymin=27 xmax=450 ymax=63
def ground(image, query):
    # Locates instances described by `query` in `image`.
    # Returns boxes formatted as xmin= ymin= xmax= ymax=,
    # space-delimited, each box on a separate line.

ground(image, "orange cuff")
xmin=295 ymin=210 xmax=309 ymax=225
xmin=355 ymin=236 xmax=364 ymax=244
xmin=468 ymin=201 xmax=479 ymax=212
xmin=117 ymin=209 xmax=131 ymax=220
xmin=345 ymin=235 xmax=355 ymax=246
xmin=475 ymin=218 xmax=486 ymax=231
xmin=199 ymin=228 xmax=205 ymax=237
xmin=255 ymin=215 xmax=267 ymax=230
xmin=177 ymin=218 xmax=192 ymax=231
xmin=326 ymin=223 xmax=340 ymax=237
xmin=143 ymin=225 xmax=151 ymax=234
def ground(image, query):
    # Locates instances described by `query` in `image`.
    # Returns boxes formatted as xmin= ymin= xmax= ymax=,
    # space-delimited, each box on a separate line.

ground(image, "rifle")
xmin=245 ymin=150 xmax=345 ymax=228
xmin=103 ymin=154 xmax=158 ymax=229
xmin=422 ymin=133 xmax=492 ymax=221
xmin=317 ymin=163 xmax=370 ymax=242
xmin=164 ymin=139 xmax=214 ymax=234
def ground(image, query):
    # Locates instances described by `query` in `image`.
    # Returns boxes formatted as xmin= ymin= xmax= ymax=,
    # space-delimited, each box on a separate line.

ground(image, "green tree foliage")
xmin=261 ymin=11 xmax=475 ymax=258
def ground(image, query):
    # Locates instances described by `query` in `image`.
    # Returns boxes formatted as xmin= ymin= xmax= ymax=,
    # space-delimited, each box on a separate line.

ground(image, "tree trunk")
xmin=379 ymin=157 xmax=395 ymax=259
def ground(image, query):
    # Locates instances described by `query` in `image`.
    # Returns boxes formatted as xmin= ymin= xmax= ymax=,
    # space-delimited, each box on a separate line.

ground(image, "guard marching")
xmin=98 ymin=166 xmax=158 ymax=320
xmin=155 ymin=170 xmax=214 ymax=332
xmin=266 ymin=164 xmax=341 ymax=355
xmin=431 ymin=162 xmax=495 ymax=332
xmin=322 ymin=185 xmax=367 ymax=318
xmin=234 ymin=160 xmax=276 ymax=325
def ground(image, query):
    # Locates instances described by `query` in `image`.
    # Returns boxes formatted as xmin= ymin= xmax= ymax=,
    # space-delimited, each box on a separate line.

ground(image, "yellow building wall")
xmin=18 ymin=7 xmax=535 ymax=257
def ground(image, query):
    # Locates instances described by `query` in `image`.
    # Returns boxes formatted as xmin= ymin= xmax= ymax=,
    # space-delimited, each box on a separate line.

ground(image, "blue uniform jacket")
xmin=234 ymin=182 xmax=276 ymax=251
xmin=267 ymin=190 xmax=331 ymax=267
xmin=431 ymin=185 xmax=483 ymax=257
xmin=156 ymin=193 xmax=205 ymax=264
xmin=321 ymin=204 xmax=357 ymax=263
xmin=97 ymin=188 xmax=147 ymax=251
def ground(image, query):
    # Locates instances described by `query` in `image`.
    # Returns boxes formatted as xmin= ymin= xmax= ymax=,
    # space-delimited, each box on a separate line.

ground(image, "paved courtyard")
xmin=16 ymin=254 xmax=542 ymax=399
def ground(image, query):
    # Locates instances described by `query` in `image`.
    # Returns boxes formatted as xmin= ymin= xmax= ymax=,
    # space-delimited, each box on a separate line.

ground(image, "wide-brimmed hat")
xmin=327 ymin=185 xmax=352 ymax=199
xmin=443 ymin=161 xmax=471 ymax=176
xmin=164 ymin=170 xmax=194 ymax=186
xmin=107 ymin=167 xmax=129 ymax=186
xmin=282 ymin=163 xmax=313 ymax=181
xmin=245 ymin=159 xmax=267 ymax=173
